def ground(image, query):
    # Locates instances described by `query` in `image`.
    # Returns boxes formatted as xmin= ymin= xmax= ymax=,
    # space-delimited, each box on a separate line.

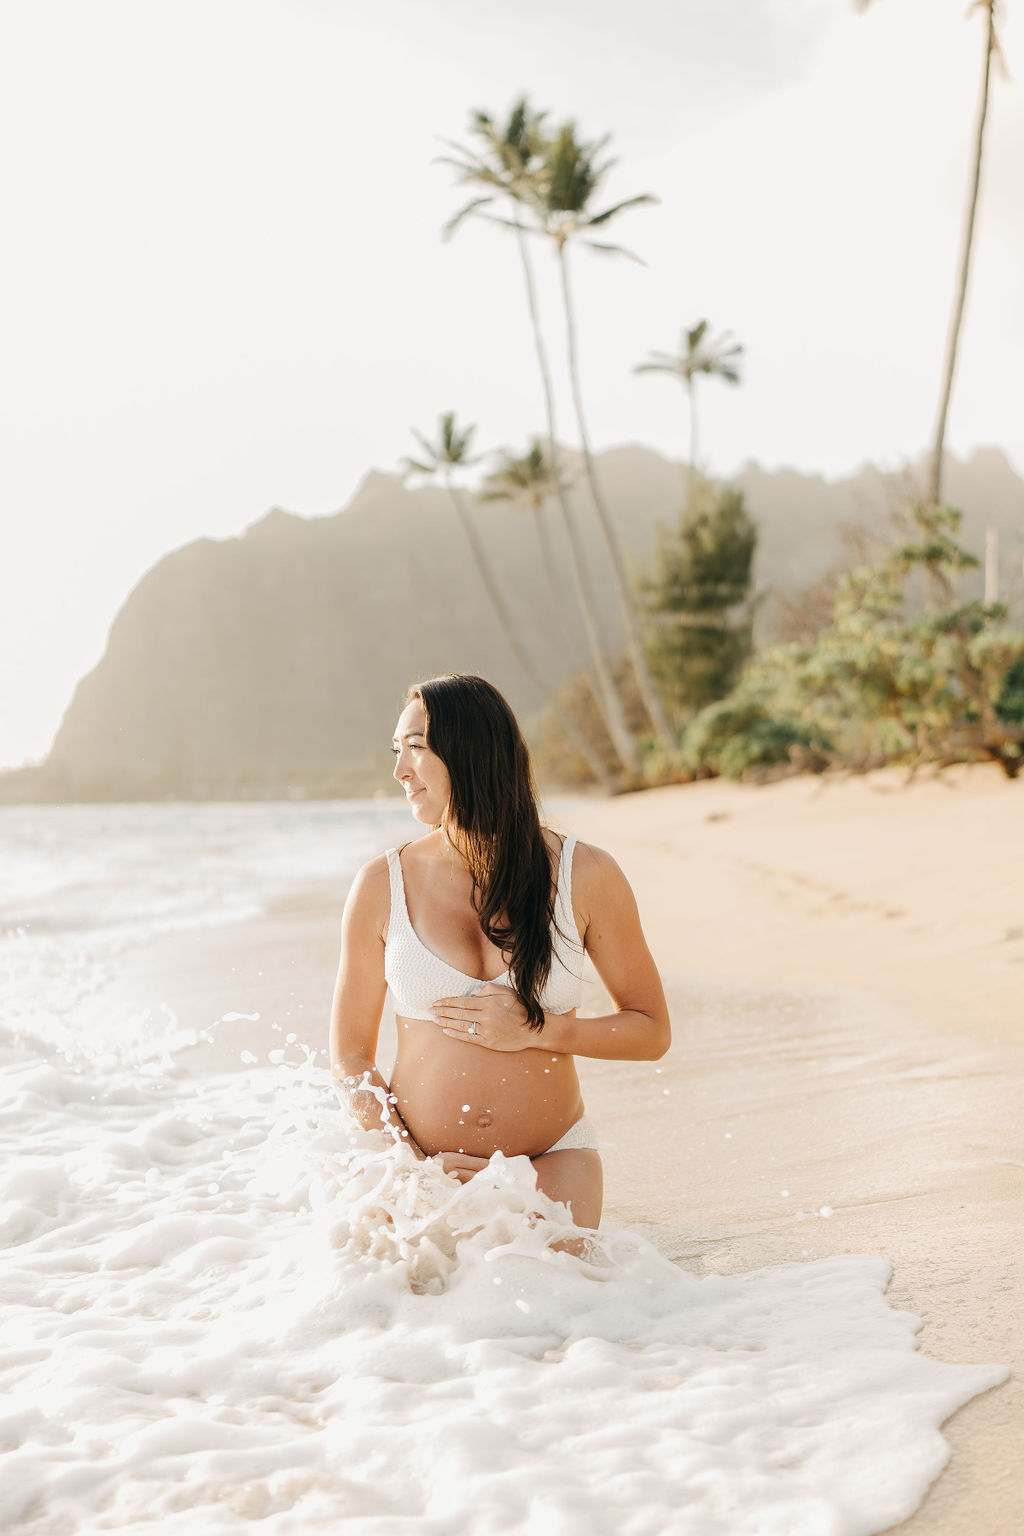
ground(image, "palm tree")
xmin=481 ymin=441 xmax=618 ymax=788
xmin=480 ymin=441 xmax=592 ymax=692
xmin=523 ymin=120 xmax=677 ymax=752
xmin=439 ymin=100 xmax=547 ymax=234
xmin=439 ymin=101 xmax=645 ymax=777
xmin=401 ymin=414 xmax=616 ymax=789
xmin=855 ymin=0 xmax=1004 ymax=505
xmin=400 ymin=411 xmax=533 ymax=680
xmin=480 ymin=440 xmax=568 ymax=610
xmin=634 ymin=320 xmax=744 ymax=509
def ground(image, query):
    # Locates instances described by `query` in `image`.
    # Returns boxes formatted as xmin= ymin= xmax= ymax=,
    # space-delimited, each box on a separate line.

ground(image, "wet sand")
xmin=105 ymin=764 xmax=1022 ymax=1534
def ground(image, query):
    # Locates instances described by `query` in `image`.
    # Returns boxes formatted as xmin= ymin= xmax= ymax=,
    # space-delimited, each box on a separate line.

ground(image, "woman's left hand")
xmin=431 ymin=983 xmax=535 ymax=1051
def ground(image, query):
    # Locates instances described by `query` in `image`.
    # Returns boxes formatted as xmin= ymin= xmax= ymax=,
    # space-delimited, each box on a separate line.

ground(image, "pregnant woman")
xmin=329 ymin=674 xmax=670 ymax=1229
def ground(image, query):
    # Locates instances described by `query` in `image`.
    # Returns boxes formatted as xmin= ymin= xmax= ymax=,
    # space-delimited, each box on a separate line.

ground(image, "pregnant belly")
xmin=389 ymin=1016 xmax=584 ymax=1159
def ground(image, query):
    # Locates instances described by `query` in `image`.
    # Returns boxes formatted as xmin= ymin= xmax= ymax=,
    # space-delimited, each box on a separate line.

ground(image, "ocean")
xmin=0 ymin=802 xmax=1007 ymax=1534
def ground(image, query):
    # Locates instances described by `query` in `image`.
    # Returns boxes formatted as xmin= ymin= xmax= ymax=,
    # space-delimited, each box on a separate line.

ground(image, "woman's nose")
xmin=393 ymin=752 xmax=408 ymax=782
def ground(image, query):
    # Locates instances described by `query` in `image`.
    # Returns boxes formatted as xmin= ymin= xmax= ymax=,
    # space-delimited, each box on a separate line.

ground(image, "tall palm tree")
xmin=634 ymin=320 xmax=744 ymax=508
xmin=401 ymin=414 xmax=616 ymax=789
xmin=438 ymin=101 xmax=644 ymax=777
xmin=523 ymin=120 xmax=677 ymax=752
xmin=855 ymin=0 xmax=1004 ymax=505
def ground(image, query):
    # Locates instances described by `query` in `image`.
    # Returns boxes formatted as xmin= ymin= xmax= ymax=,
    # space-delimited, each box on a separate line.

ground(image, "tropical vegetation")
xmin=419 ymin=39 xmax=1020 ymax=791
xmin=686 ymin=502 xmax=1024 ymax=779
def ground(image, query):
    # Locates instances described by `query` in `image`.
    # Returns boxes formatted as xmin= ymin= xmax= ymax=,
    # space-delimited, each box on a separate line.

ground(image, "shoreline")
xmin=95 ymin=763 xmax=1022 ymax=1535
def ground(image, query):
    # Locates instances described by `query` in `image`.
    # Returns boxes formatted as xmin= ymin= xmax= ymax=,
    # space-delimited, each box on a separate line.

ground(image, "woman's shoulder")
xmin=562 ymin=840 xmax=642 ymax=945
xmin=545 ymin=832 xmax=626 ymax=890
xmin=355 ymin=847 xmax=396 ymax=877
xmin=347 ymin=833 xmax=438 ymax=899
xmin=568 ymin=838 xmax=624 ymax=881
xmin=344 ymin=851 xmax=392 ymax=911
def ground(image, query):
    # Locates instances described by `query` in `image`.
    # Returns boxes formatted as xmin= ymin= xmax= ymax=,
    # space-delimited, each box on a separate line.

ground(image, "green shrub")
xmin=995 ymin=653 xmax=1024 ymax=726
xmin=681 ymin=698 xmax=831 ymax=781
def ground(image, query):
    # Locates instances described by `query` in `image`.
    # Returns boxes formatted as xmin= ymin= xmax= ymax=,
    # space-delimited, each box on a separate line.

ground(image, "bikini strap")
xmin=555 ymin=836 xmax=579 ymax=942
xmin=383 ymin=847 xmax=408 ymax=934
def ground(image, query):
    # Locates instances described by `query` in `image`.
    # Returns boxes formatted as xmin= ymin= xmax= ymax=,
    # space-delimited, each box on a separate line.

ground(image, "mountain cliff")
xmin=10 ymin=444 xmax=1024 ymax=800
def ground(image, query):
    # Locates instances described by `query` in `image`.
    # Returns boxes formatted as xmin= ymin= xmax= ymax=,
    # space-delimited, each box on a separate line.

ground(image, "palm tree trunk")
xmin=513 ymin=223 xmax=641 ymax=777
xmin=445 ymin=477 xmax=618 ymax=791
xmin=556 ymin=243 xmax=676 ymax=752
xmin=542 ymin=473 xmax=644 ymax=779
xmin=687 ymin=380 xmax=699 ymax=512
xmin=531 ymin=500 xmax=585 ymax=668
xmin=928 ymin=0 xmax=995 ymax=507
xmin=531 ymin=499 xmax=612 ymax=770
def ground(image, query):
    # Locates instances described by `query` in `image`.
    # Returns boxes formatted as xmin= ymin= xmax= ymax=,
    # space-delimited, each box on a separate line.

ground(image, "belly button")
xmin=476 ymin=1112 xmax=493 ymax=1129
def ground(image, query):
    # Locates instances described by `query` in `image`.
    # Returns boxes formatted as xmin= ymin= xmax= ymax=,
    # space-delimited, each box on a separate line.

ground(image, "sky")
xmin=2 ymin=0 xmax=1022 ymax=769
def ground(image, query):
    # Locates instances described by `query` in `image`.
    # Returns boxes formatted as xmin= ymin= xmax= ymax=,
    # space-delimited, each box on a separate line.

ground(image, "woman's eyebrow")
xmin=393 ymin=731 xmax=425 ymax=742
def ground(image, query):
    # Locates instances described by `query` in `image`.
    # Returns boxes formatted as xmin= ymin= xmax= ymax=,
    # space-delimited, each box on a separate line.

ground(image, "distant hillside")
xmin=7 ymin=444 xmax=1022 ymax=801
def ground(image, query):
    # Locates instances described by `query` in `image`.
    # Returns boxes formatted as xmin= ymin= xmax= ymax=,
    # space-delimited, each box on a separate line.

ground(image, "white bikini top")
xmin=384 ymin=836 xmax=585 ymax=1021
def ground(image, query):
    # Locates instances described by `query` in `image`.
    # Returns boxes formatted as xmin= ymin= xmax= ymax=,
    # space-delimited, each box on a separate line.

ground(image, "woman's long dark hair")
xmin=407 ymin=674 xmax=554 ymax=1030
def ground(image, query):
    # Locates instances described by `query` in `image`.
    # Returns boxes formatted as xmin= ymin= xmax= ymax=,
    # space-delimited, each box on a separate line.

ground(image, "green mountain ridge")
xmin=5 ymin=443 xmax=1022 ymax=801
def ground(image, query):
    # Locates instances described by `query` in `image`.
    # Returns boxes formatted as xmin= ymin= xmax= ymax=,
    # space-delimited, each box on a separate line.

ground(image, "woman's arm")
xmin=542 ymin=842 xmax=670 ymax=1061
xmin=329 ymin=856 xmax=425 ymax=1153
xmin=432 ymin=842 xmax=671 ymax=1062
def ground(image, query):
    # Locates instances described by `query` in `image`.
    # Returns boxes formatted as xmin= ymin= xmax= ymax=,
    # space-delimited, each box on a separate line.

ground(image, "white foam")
xmin=0 ymin=803 xmax=1008 ymax=1532
xmin=0 ymin=1031 xmax=1006 ymax=1536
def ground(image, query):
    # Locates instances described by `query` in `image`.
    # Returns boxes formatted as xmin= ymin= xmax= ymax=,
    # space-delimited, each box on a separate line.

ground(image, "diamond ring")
xmin=468 ymin=1021 xmax=478 ymax=1036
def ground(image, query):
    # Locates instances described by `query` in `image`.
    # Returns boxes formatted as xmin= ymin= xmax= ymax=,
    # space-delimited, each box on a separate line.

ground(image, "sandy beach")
xmin=564 ymin=764 xmax=1023 ymax=1536
xmin=103 ymin=763 xmax=1022 ymax=1534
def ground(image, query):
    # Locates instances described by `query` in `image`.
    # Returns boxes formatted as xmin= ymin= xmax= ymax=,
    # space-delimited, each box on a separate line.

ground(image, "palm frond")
xmin=584 ymin=193 xmax=659 ymax=228
xmin=435 ymin=143 xmax=498 ymax=179
xmin=476 ymin=212 xmax=545 ymax=236
xmin=634 ymin=321 xmax=745 ymax=389
xmin=633 ymin=357 xmax=683 ymax=377
xmin=479 ymin=437 xmax=568 ymax=506
xmin=409 ymin=428 xmax=438 ymax=464
xmin=400 ymin=455 xmax=435 ymax=479
xmin=583 ymin=238 xmax=646 ymax=264
xmin=435 ymin=161 xmax=510 ymax=193
xmin=441 ymin=195 xmax=496 ymax=239
xmin=437 ymin=99 xmax=550 ymax=234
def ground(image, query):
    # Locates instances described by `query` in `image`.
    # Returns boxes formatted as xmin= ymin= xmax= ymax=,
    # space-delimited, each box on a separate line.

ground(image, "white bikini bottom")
xmin=542 ymin=1113 xmax=598 ymax=1154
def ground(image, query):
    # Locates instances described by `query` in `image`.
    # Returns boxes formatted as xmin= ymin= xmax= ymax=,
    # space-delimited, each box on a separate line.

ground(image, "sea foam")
xmin=0 ymin=1028 xmax=1007 ymax=1536
xmin=0 ymin=802 xmax=1009 ymax=1533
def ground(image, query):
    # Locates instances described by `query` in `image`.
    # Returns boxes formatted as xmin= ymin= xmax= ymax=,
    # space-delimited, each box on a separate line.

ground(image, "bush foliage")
xmin=690 ymin=502 xmax=1024 ymax=781
xmin=642 ymin=486 xmax=757 ymax=726
xmin=680 ymin=699 xmax=831 ymax=781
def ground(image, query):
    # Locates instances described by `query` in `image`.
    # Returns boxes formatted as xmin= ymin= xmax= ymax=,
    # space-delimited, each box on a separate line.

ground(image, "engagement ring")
xmin=468 ymin=1021 xmax=478 ymax=1036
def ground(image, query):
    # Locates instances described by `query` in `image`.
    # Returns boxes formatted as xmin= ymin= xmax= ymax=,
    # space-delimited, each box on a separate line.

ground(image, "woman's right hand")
xmin=436 ymin=1152 xmax=491 ymax=1183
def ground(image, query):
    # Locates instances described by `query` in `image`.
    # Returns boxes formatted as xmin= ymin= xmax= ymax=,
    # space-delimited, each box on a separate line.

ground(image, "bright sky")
xmin=2 ymin=0 xmax=1021 ymax=769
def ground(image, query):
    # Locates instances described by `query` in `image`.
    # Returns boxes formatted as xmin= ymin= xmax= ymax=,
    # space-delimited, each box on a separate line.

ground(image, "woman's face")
xmin=392 ymin=698 xmax=451 ymax=825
